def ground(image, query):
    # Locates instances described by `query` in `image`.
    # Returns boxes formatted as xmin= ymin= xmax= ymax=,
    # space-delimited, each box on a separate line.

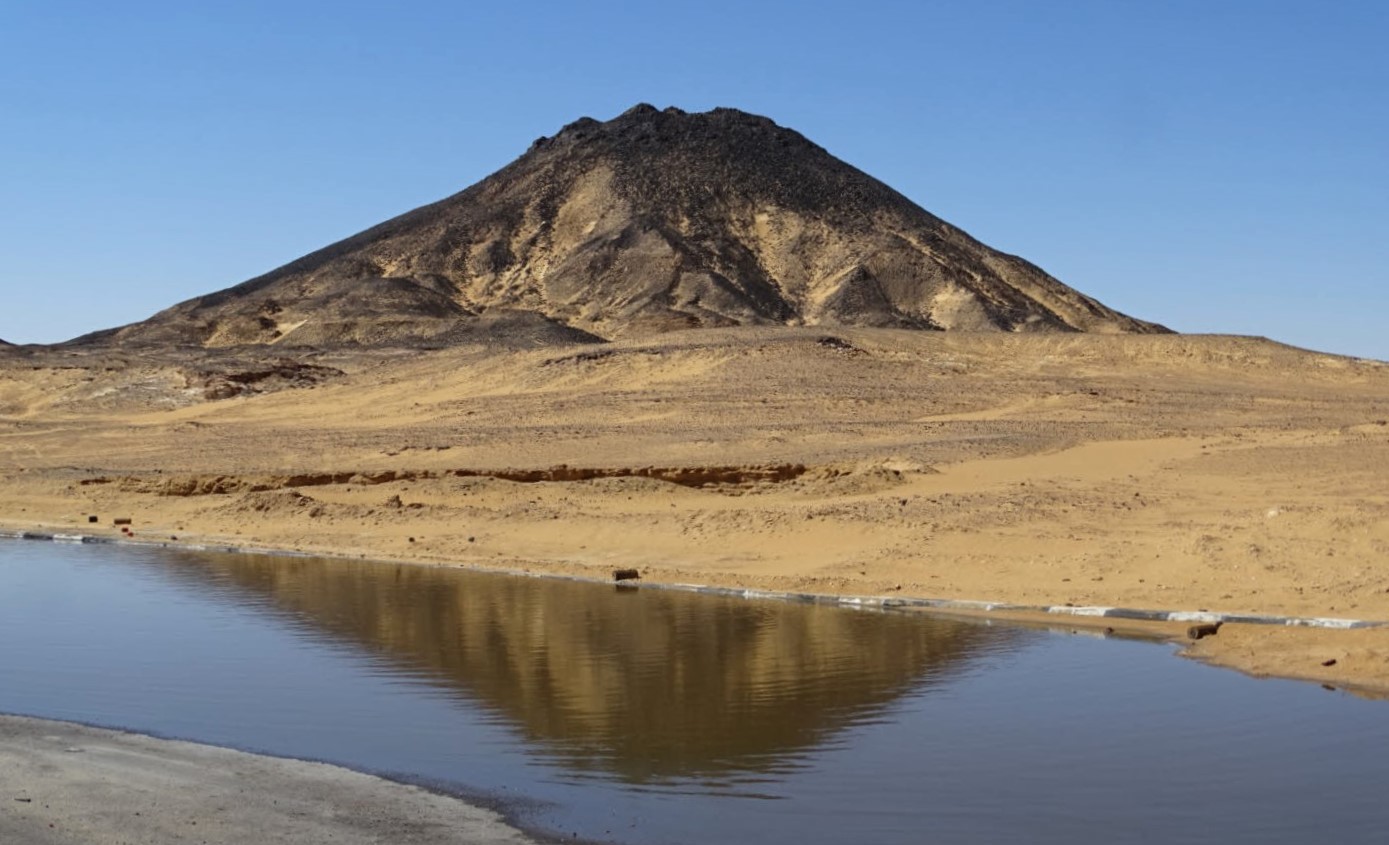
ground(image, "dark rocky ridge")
xmin=78 ymin=105 xmax=1167 ymax=348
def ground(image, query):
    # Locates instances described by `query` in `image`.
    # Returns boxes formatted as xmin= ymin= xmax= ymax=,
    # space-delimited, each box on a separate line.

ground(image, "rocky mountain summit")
xmin=79 ymin=105 xmax=1166 ymax=348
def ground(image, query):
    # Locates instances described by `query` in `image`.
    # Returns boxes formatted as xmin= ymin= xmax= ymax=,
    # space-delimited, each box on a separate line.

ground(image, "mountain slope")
xmin=89 ymin=105 xmax=1166 ymax=348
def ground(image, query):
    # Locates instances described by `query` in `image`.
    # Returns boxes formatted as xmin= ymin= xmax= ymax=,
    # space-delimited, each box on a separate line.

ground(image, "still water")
xmin=2 ymin=539 xmax=1387 ymax=844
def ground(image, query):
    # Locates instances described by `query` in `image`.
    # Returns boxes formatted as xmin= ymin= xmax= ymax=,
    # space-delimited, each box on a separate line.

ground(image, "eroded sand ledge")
xmin=3 ymin=329 xmax=1388 ymax=693
xmin=0 ymin=715 xmax=537 ymax=845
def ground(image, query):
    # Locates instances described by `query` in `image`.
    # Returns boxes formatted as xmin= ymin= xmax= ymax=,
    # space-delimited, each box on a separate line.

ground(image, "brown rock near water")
xmin=72 ymin=104 xmax=1164 ymax=349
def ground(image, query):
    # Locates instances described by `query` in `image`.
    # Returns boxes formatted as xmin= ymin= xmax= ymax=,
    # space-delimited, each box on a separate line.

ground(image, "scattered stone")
xmin=113 ymin=517 xmax=132 ymax=526
xmin=1321 ymin=658 xmax=1338 ymax=667
xmin=1187 ymin=622 xmax=1223 ymax=640
xmin=87 ymin=515 xmax=98 ymax=523
xmin=816 ymin=336 xmax=861 ymax=354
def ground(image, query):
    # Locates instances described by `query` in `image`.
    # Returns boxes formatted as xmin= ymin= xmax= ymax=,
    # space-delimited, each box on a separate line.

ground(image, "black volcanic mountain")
xmin=87 ymin=105 xmax=1165 ymax=348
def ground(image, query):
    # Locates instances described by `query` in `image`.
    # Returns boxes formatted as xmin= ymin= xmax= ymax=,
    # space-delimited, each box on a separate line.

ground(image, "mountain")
xmin=84 ymin=105 xmax=1166 ymax=348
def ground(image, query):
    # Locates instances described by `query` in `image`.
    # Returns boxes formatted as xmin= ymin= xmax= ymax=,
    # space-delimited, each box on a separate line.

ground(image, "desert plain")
xmin=3 ymin=326 xmax=1388 ymax=692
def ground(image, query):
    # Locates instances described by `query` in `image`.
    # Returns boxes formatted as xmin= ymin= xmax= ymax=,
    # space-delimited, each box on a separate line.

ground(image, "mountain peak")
xmin=85 ymin=106 xmax=1166 ymax=348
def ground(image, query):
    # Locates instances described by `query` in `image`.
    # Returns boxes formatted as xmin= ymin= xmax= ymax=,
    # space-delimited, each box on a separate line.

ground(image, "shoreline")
xmin=5 ymin=525 xmax=1383 ymax=629
xmin=6 ymin=523 xmax=1385 ymax=697
xmin=0 ymin=713 xmax=551 ymax=845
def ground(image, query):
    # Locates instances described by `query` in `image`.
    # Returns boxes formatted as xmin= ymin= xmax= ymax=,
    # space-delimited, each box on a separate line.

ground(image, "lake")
xmin=2 ymin=538 xmax=1387 ymax=843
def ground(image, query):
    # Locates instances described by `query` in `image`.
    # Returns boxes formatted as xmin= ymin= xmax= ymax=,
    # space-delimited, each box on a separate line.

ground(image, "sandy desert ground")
xmin=2 ymin=327 xmax=1388 ymax=692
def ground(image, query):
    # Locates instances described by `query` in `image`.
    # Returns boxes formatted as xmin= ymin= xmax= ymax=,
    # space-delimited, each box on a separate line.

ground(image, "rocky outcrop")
xmin=86 ymin=463 xmax=817 ymax=496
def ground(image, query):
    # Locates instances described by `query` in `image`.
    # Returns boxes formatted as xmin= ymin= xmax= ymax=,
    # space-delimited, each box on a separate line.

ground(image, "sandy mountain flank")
xmin=2 ymin=106 xmax=1387 ymax=694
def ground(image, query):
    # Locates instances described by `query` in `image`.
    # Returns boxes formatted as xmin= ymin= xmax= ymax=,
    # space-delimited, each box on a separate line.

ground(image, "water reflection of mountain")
xmin=157 ymin=550 xmax=1024 ymax=783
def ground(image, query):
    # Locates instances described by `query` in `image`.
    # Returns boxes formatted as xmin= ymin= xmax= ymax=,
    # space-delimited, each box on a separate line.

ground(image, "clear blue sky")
xmin=3 ymin=1 xmax=1386 ymax=358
